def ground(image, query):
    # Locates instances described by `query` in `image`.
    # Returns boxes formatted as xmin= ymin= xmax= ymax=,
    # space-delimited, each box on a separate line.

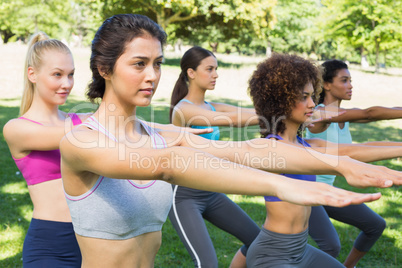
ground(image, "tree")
xmin=0 ymin=0 xmax=22 ymax=43
xmin=71 ymin=0 xmax=105 ymax=46
xmin=93 ymin=0 xmax=276 ymax=53
xmin=320 ymin=0 xmax=402 ymax=71
xmin=0 ymin=0 xmax=77 ymax=43
xmin=266 ymin=0 xmax=321 ymax=56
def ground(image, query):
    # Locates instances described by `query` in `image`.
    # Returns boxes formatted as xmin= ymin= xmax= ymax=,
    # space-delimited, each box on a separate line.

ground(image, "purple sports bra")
xmin=264 ymin=134 xmax=316 ymax=202
xmin=13 ymin=113 xmax=82 ymax=186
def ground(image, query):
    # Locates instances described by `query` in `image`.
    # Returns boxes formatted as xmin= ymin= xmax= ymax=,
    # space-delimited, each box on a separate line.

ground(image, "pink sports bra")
xmin=13 ymin=113 xmax=82 ymax=186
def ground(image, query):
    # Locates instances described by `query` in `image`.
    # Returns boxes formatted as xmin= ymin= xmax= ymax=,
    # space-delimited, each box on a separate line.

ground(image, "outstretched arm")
xmin=160 ymin=130 xmax=402 ymax=188
xmin=306 ymin=138 xmax=402 ymax=163
xmin=172 ymin=101 xmax=258 ymax=127
xmin=142 ymin=121 xmax=213 ymax=135
xmin=308 ymin=106 xmax=402 ymax=133
xmin=3 ymin=116 xmax=75 ymax=154
xmin=61 ymin=129 xmax=380 ymax=208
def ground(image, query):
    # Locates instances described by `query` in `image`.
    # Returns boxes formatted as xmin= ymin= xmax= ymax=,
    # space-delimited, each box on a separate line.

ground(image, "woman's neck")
xmin=323 ymin=94 xmax=342 ymax=107
xmin=279 ymin=121 xmax=299 ymax=144
xmin=185 ymin=84 xmax=206 ymax=105
xmin=26 ymin=98 xmax=61 ymax=122
xmin=95 ymin=100 xmax=141 ymax=139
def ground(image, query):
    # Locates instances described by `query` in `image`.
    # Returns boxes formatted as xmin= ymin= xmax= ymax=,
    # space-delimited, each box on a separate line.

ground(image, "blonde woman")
xmin=3 ymin=33 xmax=86 ymax=267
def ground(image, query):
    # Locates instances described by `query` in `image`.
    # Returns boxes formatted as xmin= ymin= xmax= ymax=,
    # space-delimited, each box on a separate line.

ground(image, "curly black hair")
xmin=248 ymin=53 xmax=322 ymax=137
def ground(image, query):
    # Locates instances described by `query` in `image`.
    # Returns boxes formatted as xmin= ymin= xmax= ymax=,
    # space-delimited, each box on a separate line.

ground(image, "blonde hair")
xmin=20 ymin=32 xmax=71 ymax=115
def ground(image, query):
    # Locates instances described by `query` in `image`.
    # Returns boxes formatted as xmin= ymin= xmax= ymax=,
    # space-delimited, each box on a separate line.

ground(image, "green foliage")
xmin=69 ymin=0 xmax=105 ymax=46
xmin=319 ymin=0 xmax=402 ymax=67
xmin=0 ymin=0 xmax=76 ymax=42
xmin=267 ymin=0 xmax=321 ymax=55
xmin=1 ymin=1 xmax=402 ymax=68
xmin=93 ymin=0 xmax=276 ymax=54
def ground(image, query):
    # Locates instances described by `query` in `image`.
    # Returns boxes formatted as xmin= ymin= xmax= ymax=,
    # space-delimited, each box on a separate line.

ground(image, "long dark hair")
xmin=317 ymin=59 xmax=348 ymax=104
xmin=169 ymin=46 xmax=215 ymax=121
xmin=87 ymin=14 xmax=167 ymax=102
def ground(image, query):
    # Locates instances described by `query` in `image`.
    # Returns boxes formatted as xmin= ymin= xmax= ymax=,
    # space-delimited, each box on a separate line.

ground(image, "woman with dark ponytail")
xmin=168 ymin=46 xmax=260 ymax=268
xmin=170 ymin=46 xmax=215 ymax=121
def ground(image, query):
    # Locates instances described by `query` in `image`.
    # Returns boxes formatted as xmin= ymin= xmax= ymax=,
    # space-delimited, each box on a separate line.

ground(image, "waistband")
xmin=29 ymin=218 xmax=74 ymax=231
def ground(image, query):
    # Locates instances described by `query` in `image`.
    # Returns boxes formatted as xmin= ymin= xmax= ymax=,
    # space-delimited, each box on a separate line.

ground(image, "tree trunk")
xmin=360 ymin=47 xmax=369 ymax=68
xmin=209 ymin=42 xmax=219 ymax=53
xmin=266 ymin=40 xmax=272 ymax=58
xmin=375 ymin=39 xmax=380 ymax=73
xmin=1 ymin=30 xmax=14 ymax=44
xmin=235 ymin=45 xmax=241 ymax=55
xmin=174 ymin=39 xmax=182 ymax=54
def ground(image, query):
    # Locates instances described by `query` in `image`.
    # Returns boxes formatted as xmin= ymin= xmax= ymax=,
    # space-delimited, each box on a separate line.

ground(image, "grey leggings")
xmin=309 ymin=204 xmax=386 ymax=257
xmin=247 ymin=227 xmax=343 ymax=267
xmin=168 ymin=185 xmax=260 ymax=268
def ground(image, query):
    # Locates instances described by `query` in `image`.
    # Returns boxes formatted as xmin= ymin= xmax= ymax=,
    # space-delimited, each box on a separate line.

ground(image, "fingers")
xmin=282 ymin=180 xmax=381 ymax=207
xmin=345 ymin=164 xmax=399 ymax=188
xmin=349 ymin=176 xmax=393 ymax=189
xmin=322 ymin=191 xmax=381 ymax=208
xmin=308 ymin=183 xmax=382 ymax=208
xmin=381 ymin=167 xmax=402 ymax=186
xmin=362 ymin=166 xmax=400 ymax=188
xmin=346 ymin=192 xmax=382 ymax=204
xmin=185 ymin=128 xmax=213 ymax=135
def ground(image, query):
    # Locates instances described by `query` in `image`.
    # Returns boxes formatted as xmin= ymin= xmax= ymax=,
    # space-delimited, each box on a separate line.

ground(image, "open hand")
xmin=276 ymin=178 xmax=381 ymax=207
xmin=340 ymin=157 xmax=402 ymax=188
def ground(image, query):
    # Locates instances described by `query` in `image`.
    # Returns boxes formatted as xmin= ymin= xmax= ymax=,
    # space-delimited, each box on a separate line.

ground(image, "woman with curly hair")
xmin=247 ymin=53 xmax=402 ymax=267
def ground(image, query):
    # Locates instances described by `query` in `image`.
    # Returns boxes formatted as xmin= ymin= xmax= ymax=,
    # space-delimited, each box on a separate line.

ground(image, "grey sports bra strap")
xmin=82 ymin=116 xmax=118 ymax=142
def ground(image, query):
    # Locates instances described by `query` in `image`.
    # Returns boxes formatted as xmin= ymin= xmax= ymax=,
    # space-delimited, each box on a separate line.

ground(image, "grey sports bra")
xmin=64 ymin=116 xmax=173 ymax=240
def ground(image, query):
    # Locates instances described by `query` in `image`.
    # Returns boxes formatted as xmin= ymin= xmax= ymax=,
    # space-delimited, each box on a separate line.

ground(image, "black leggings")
xmin=309 ymin=204 xmax=386 ymax=257
xmin=168 ymin=185 xmax=260 ymax=268
xmin=247 ymin=227 xmax=343 ymax=267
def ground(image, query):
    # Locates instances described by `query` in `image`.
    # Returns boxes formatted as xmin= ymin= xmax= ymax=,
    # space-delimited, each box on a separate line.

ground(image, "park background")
xmin=1 ymin=0 xmax=401 ymax=267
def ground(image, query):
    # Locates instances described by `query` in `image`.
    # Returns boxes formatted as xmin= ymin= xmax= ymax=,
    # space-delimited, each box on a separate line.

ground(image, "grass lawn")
xmin=0 ymin=50 xmax=401 ymax=267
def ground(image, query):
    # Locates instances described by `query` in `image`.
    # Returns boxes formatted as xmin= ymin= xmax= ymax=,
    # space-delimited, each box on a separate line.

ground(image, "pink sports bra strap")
xmin=68 ymin=113 xmax=82 ymax=126
xmin=18 ymin=117 xmax=43 ymax=125
xmin=19 ymin=114 xmax=82 ymax=126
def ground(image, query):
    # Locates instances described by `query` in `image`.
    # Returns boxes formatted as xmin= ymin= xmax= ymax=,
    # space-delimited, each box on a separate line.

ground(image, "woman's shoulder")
xmin=77 ymin=113 xmax=93 ymax=121
xmin=61 ymin=124 xmax=105 ymax=156
xmin=3 ymin=116 xmax=41 ymax=138
xmin=3 ymin=118 xmax=21 ymax=139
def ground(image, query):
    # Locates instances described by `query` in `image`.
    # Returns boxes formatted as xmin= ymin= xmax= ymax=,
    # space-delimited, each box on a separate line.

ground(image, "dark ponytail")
xmin=169 ymin=46 xmax=215 ymax=122
xmin=170 ymin=71 xmax=189 ymax=121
